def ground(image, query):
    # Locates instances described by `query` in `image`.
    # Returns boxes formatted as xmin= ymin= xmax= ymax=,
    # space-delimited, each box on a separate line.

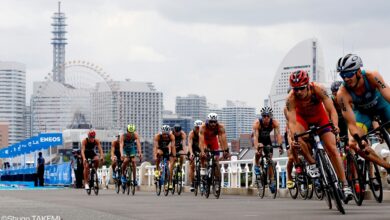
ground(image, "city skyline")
xmin=1 ymin=1 xmax=390 ymax=113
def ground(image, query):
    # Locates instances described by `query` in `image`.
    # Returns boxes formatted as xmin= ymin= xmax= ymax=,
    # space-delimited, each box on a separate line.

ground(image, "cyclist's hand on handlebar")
xmin=291 ymin=141 xmax=300 ymax=149
xmin=223 ymin=151 xmax=231 ymax=160
xmin=333 ymin=125 xmax=340 ymax=135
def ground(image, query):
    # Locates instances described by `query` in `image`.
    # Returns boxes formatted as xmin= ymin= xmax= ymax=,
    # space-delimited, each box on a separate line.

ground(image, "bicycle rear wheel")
xmin=307 ymin=177 xmax=314 ymax=199
xmin=368 ymin=162 xmax=383 ymax=203
xmin=298 ymin=174 xmax=309 ymax=200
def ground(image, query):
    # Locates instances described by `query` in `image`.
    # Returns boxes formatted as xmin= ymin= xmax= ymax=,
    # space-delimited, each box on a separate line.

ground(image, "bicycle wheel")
xmin=288 ymin=176 xmax=298 ymax=199
xmin=205 ymin=167 xmax=212 ymax=199
xmin=319 ymin=152 xmax=345 ymax=214
xmin=194 ymin=167 xmax=200 ymax=196
xmin=298 ymin=174 xmax=309 ymax=200
xmin=126 ymin=167 xmax=131 ymax=195
xmin=307 ymin=177 xmax=314 ymax=199
xmin=368 ymin=162 xmax=383 ymax=203
xmin=213 ymin=165 xmax=221 ymax=199
xmin=269 ymin=161 xmax=277 ymax=199
xmin=164 ymin=167 xmax=170 ymax=197
xmin=347 ymin=155 xmax=364 ymax=206
xmin=93 ymin=170 xmax=99 ymax=196
xmin=155 ymin=171 xmax=162 ymax=196
xmin=172 ymin=168 xmax=177 ymax=195
xmin=258 ymin=167 xmax=266 ymax=198
xmin=178 ymin=171 xmax=183 ymax=195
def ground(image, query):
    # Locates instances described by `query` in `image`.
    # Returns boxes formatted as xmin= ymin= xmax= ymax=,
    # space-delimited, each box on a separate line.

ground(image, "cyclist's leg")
xmin=131 ymin=156 xmax=137 ymax=183
xmin=112 ymin=159 xmax=117 ymax=173
xmin=179 ymin=150 xmax=185 ymax=170
xmin=189 ymin=157 xmax=195 ymax=183
xmin=93 ymin=155 xmax=99 ymax=170
xmin=295 ymin=116 xmax=316 ymax=165
xmin=322 ymin=131 xmax=347 ymax=184
xmin=83 ymin=157 xmax=90 ymax=186
xmin=169 ymin=147 xmax=177 ymax=184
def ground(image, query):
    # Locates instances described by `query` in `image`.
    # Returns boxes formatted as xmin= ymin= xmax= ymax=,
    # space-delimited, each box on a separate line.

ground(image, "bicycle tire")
xmin=269 ymin=161 xmax=278 ymax=199
xmin=164 ymin=166 xmax=170 ymax=196
xmin=347 ymin=155 xmax=364 ymax=206
xmin=368 ymin=161 xmax=383 ymax=203
xmin=194 ymin=165 xmax=200 ymax=196
xmin=156 ymin=174 xmax=162 ymax=196
xmin=178 ymin=172 xmax=183 ymax=195
xmin=172 ymin=167 xmax=177 ymax=195
xmin=288 ymin=176 xmax=298 ymax=199
xmin=205 ymin=166 xmax=212 ymax=199
xmin=380 ymin=127 xmax=390 ymax=150
xmin=94 ymin=171 xmax=99 ymax=196
xmin=319 ymin=152 xmax=345 ymax=214
xmin=213 ymin=164 xmax=221 ymax=199
xmin=298 ymin=173 xmax=309 ymax=200
xmin=307 ymin=177 xmax=314 ymax=199
xmin=258 ymin=167 xmax=266 ymax=198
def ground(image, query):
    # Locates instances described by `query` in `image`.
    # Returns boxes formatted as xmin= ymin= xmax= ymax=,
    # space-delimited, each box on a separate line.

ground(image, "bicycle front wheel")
xmin=368 ymin=161 xmax=383 ymax=203
xmin=288 ymin=176 xmax=298 ymax=199
xmin=93 ymin=171 xmax=99 ymax=196
xmin=269 ymin=161 xmax=278 ymax=199
xmin=213 ymin=165 xmax=221 ymax=199
xmin=347 ymin=155 xmax=364 ymax=206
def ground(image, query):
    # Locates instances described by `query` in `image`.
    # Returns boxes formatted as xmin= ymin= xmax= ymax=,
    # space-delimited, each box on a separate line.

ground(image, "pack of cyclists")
xmin=80 ymin=53 xmax=390 ymax=208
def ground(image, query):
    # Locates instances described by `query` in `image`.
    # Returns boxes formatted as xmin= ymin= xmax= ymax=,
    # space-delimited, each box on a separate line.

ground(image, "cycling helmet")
xmin=161 ymin=125 xmax=170 ymax=134
xmin=194 ymin=120 xmax=203 ymax=127
xmin=207 ymin=113 xmax=218 ymax=122
xmin=289 ymin=70 xmax=309 ymax=88
xmin=260 ymin=106 xmax=273 ymax=117
xmin=331 ymin=81 xmax=343 ymax=93
xmin=127 ymin=124 xmax=136 ymax=133
xmin=88 ymin=130 xmax=96 ymax=138
xmin=336 ymin=54 xmax=363 ymax=72
xmin=173 ymin=124 xmax=182 ymax=132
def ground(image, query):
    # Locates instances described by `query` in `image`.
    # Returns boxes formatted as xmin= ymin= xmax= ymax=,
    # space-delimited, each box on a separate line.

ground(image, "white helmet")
xmin=336 ymin=54 xmax=363 ymax=72
xmin=207 ymin=113 xmax=218 ymax=121
xmin=194 ymin=120 xmax=203 ymax=127
xmin=161 ymin=125 xmax=170 ymax=134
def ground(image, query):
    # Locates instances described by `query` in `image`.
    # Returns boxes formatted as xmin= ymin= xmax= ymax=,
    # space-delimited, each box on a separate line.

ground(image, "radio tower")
xmin=51 ymin=1 xmax=67 ymax=83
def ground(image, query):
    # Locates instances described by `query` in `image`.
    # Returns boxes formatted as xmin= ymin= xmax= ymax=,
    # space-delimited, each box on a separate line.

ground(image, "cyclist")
xmin=331 ymin=81 xmax=349 ymax=138
xmin=284 ymin=105 xmax=296 ymax=189
xmin=81 ymin=130 xmax=104 ymax=190
xmin=110 ymin=135 xmax=121 ymax=180
xmin=285 ymin=70 xmax=352 ymax=197
xmin=120 ymin=124 xmax=143 ymax=186
xmin=199 ymin=113 xmax=230 ymax=178
xmin=153 ymin=125 xmax=176 ymax=189
xmin=172 ymin=124 xmax=187 ymax=175
xmin=188 ymin=120 xmax=203 ymax=192
xmin=335 ymin=54 xmax=390 ymax=182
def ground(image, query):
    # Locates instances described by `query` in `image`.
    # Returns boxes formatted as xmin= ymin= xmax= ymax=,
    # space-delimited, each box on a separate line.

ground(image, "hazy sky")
xmin=1 ymin=0 xmax=389 ymax=112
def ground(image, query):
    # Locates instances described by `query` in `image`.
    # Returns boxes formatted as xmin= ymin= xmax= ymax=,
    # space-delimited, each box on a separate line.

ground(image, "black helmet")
xmin=331 ymin=81 xmax=343 ymax=93
xmin=260 ymin=106 xmax=273 ymax=117
xmin=173 ymin=124 xmax=182 ymax=132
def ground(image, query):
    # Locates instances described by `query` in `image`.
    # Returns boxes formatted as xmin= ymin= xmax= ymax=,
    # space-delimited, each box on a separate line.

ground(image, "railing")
xmin=96 ymin=156 xmax=289 ymax=189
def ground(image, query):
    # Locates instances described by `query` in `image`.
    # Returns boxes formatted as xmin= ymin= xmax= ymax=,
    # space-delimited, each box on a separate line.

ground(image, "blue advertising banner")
xmin=39 ymin=133 xmax=63 ymax=148
xmin=44 ymin=163 xmax=72 ymax=185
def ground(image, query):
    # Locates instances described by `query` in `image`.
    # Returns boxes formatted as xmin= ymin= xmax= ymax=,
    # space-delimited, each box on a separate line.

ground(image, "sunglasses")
xmin=293 ymin=85 xmax=308 ymax=92
xmin=262 ymin=114 xmax=270 ymax=118
xmin=340 ymin=70 xmax=357 ymax=79
xmin=209 ymin=120 xmax=217 ymax=124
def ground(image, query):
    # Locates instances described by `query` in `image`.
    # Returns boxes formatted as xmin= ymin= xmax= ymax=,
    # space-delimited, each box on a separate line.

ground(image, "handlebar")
xmin=294 ymin=122 xmax=334 ymax=142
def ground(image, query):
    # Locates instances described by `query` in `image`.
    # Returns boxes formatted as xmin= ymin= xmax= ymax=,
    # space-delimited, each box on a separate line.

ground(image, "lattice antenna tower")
xmin=51 ymin=1 xmax=67 ymax=83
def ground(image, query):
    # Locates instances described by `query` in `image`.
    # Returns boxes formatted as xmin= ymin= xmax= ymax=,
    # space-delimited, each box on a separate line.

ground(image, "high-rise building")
xmin=176 ymin=94 xmax=207 ymax=121
xmin=268 ymin=38 xmax=325 ymax=132
xmin=222 ymin=101 xmax=256 ymax=142
xmin=0 ymin=122 xmax=9 ymax=148
xmin=0 ymin=61 xmax=26 ymax=144
xmin=24 ymin=105 xmax=32 ymax=138
xmin=92 ymin=80 xmax=163 ymax=141
xmin=51 ymin=2 xmax=67 ymax=83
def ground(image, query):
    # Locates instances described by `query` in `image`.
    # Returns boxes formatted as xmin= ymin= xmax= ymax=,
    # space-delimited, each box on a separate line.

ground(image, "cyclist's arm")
xmin=181 ymin=131 xmax=187 ymax=154
xmin=81 ymin=139 xmax=86 ymax=162
xmin=199 ymin=124 xmax=206 ymax=154
xmin=110 ymin=140 xmax=115 ymax=160
xmin=218 ymin=124 xmax=228 ymax=151
xmin=286 ymin=94 xmax=298 ymax=141
xmin=337 ymin=88 xmax=362 ymax=137
xmin=315 ymin=82 xmax=338 ymax=127
xmin=96 ymin=139 xmax=104 ymax=160
xmin=119 ymin=134 xmax=124 ymax=158
xmin=252 ymin=119 xmax=260 ymax=149
xmin=153 ymin=135 xmax=159 ymax=158
xmin=135 ymin=133 xmax=142 ymax=156
xmin=367 ymin=70 xmax=390 ymax=103
xmin=188 ymin=131 xmax=194 ymax=155
xmin=273 ymin=119 xmax=283 ymax=146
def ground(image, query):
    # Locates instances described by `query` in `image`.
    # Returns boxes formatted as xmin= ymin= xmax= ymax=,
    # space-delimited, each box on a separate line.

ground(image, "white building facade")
xmin=0 ymin=61 xmax=26 ymax=144
xmin=92 ymin=80 xmax=163 ymax=141
xmin=176 ymin=94 xmax=207 ymax=121
xmin=268 ymin=38 xmax=326 ymax=132
xmin=222 ymin=101 xmax=256 ymax=142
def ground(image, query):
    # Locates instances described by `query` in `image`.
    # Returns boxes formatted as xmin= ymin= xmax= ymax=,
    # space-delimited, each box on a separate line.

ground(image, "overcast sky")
xmin=1 ymin=0 xmax=389 ymax=112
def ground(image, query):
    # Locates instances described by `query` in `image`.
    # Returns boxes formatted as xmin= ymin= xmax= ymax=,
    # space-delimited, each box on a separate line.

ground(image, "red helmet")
xmin=289 ymin=70 xmax=309 ymax=87
xmin=88 ymin=130 xmax=96 ymax=138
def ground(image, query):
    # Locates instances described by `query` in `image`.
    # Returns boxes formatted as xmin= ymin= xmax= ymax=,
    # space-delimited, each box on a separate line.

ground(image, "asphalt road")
xmin=0 ymin=188 xmax=389 ymax=220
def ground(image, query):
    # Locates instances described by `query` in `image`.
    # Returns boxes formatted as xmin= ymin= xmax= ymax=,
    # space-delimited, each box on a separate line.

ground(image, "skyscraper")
xmin=222 ymin=101 xmax=256 ymax=142
xmin=268 ymin=38 xmax=325 ymax=132
xmin=0 ymin=61 xmax=26 ymax=144
xmin=176 ymin=94 xmax=207 ymax=121
xmin=51 ymin=2 xmax=67 ymax=83
xmin=92 ymin=80 xmax=163 ymax=141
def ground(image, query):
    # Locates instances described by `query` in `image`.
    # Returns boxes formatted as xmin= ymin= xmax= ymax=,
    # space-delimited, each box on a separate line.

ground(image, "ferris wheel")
xmin=32 ymin=60 xmax=116 ymax=135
